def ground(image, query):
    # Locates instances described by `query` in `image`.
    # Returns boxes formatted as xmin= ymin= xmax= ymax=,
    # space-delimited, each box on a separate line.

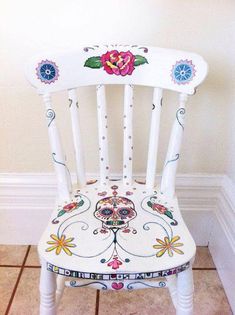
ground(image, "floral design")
xmin=147 ymin=197 xmax=178 ymax=225
xmin=36 ymin=60 xmax=59 ymax=84
xmin=153 ymin=235 xmax=184 ymax=257
xmin=151 ymin=203 xmax=168 ymax=214
xmin=52 ymin=197 xmax=84 ymax=224
xmin=84 ymin=50 xmax=148 ymax=76
xmin=46 ymin=234 xmax=76 ymax=256
xmin=63 ymin=202 xmax=79 ymax=212
xmin=107 ymin=256 xmax=123 ymax=269
xmin=171 ymin=60 xmax=195 ymax=84
xmin=101 ymin=50 xmax=135 ymax=76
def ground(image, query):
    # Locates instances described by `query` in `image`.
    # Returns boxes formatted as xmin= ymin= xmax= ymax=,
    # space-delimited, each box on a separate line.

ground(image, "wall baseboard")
xmin=208 ymin=175 xmax=235 ymax=312
xmin=0 ymin=172 xmax=234 ymax=312
xmin=0 ymin=172 xmax=220 ymax=244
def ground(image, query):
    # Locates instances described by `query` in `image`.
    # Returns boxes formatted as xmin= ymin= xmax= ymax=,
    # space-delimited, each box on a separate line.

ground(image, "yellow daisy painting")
xmin=153 ymin=235 xmax=184 ymax=257
xmin=46 ymin=234 xmax=76 ymax=256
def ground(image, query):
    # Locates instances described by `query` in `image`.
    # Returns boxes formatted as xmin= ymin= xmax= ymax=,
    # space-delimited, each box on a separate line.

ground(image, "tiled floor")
xmin=0 ymin=246 xmax=232 ymax=315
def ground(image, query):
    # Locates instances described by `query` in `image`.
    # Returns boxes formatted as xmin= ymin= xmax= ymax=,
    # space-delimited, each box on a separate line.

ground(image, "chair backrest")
xmin=25 ymin=45 xmax=208 ymax=201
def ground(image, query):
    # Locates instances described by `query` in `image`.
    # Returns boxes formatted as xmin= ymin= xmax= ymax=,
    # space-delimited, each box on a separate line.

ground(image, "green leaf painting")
xmin=84 ymin=56 xmax=102 ymax=69
xmin=134 ymin=55 xmax=148 ymax=66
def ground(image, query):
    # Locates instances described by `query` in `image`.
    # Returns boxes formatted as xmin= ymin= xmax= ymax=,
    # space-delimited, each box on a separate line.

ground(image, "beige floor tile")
xmin=9 ymin=269 xmax=97 ymax=315
xmin=99 ymin=287 xmax=175 ymax=315
xmin=25 ymin=245 xmax=40 ymax=266
xmin=0 ymin=245 xmax=28 ymax=265
xmin=0 ymin=267 xmax=20 ymax=314
xmin=9 ymin=268 xmax=40 ymax=315
xmin=57 ymin=286 xmax=97 ymax=315
xmin=98 ymin=270 xmax=232 ymax=315
xmin=193 ymin=246 xmax=215 ymax=269
xmin=194 ymin=270 xmax=232 ymax=315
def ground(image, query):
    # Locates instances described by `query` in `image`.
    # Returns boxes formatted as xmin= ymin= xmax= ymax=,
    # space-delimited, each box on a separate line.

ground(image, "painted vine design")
xmin=45 ymin=185 xmax=184 ymax=273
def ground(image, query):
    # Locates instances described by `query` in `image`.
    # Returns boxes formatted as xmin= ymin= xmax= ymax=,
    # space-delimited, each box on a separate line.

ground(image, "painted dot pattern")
xmin=96 ymin=84 xmax=109 ymax=186
xmin=123 ymin=85 xmax=134 ymax=185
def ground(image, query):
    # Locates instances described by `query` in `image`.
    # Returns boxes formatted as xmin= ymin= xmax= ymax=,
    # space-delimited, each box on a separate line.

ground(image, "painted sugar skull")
xmin=94 ymin=193 xmax=136 ymax=229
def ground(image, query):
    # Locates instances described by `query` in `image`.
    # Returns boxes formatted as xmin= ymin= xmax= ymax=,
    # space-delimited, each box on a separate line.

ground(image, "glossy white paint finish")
xmin=161 ymin=93 xmax=188 ymax=197
xmin=26 ymin=45 xmax=207 ymax=95
xmin=25 ymin=45 xmax=208 ymax=315
xmin=177 ymin=267 xmax=194 ymax=315
xmin=146 ymin=87 xmax=163 ymax=188
xmin=68 ymin=89 xmax=86 ymax=187
xmin=96 ymin=84 xmax=109 ymax=186
xmin=167 ymin=275 xmax=178 ymax=308
xmin=43 ymin=94 xmax=70 ymax=201
xmin=40 ymin=258 xmax=56 ymax=315
xmin=123 ymin=84 xmax=134 ymax=186
xmin=55 ymin=275 xmax=65 ymax=306
xmin=38 ymin=182 xmax=196 ymax=275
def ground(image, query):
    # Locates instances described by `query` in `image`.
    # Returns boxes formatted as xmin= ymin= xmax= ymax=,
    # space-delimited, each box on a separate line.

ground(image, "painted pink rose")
xmin=101 ymin=50 xmax=135 ymax=76
xmin=63 ymin=202 xmax=78 ymax=213
xmin=152 ymin=203 xmax=167 ymax=214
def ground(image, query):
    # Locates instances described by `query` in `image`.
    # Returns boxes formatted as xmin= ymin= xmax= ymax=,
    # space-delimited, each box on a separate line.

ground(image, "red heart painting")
xmin=111 ymin=282 xmax=124 ymax=290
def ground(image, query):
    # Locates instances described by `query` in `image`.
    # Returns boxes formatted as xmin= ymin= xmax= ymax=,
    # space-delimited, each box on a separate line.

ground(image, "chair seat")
xmin=38 ymin=181 xmax=196 ymax=280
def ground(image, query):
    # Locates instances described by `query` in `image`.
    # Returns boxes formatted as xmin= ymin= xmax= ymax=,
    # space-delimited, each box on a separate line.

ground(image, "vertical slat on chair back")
xmin=26 ymin=46 xmax=207 ymax=196
xmin=123 ymin=85 xmax=134 ymax=186
xmin=68 ymin=89 xmax=86 ymax=187
xmin=160 ymin=93 xmax=188 ymax=197
xmin=43 ymin=93 xmax=71 ymax=201
xmin=96 ymin=85 xmax=109 ymax=186
xmin=146 ymin=88 xmax=163 ymax=188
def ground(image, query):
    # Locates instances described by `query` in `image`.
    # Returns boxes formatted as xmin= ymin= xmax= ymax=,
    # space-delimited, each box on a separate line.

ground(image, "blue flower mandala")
xmin=36 ymin=60 xmax=59 ymax=84
xmin=171 ymin=60 xmax=195 ymax=85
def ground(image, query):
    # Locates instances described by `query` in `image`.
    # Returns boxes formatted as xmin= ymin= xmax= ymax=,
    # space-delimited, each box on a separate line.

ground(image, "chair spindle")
xmin=68 ymin=89 xmax=86 ymax=187
xmin=123 ymin=84 xmax=134 ymax=186
xmin=43 ymin=93 xmax=71 ymax=201
xmin=96 ymin=85 xmax=109 ymax=186
xmin=146 ymin=88 xmax=163 ymax=188
xmin=161 ymin=93 xmax=188 ymax=197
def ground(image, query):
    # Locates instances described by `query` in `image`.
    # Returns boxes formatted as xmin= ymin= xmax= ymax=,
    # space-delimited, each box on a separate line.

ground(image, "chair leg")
xmin=167 ymin=275 xmax=177 ymax=309
xmin=56 ymin=275 xmax=66 ymax=306
xmin=40 ymin=260 xmax=57 ymax=315
xmin=176 ymin=267 xmax=194 ymax=315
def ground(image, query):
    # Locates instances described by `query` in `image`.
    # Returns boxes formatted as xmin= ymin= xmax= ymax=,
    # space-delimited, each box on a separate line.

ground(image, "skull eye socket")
xmin=100 ymin=208 xmax=113 ymax=217
xmin=118 ymin=208 xmax=131 ymax=217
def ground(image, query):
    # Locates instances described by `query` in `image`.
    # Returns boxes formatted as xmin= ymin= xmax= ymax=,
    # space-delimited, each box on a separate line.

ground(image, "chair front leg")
xmin=40 ymin=259 xmax=57 ymax=315
xmin=176 ymin=266 xmax=194 ymax=315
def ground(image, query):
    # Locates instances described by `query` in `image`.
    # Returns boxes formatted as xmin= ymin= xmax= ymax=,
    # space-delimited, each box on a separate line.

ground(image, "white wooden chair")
xmin=25 ymin=45 xmax=207 ymax=315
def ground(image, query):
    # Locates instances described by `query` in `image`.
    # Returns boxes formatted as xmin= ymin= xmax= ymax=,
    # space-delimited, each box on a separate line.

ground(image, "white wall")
xmin=0 ymin=0 xmax=234 ymax=174
xmin=227 ymin=97 xmax=235 ymax=183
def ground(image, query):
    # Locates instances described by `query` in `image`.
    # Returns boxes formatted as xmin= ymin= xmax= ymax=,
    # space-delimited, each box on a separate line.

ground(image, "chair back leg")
xmin=56 ymin=275 xmax=66 ymax=306
xmin=167 ymin=275 xmax=177 ymax=309
xmin=40 ymin=259 xmax=57 ymax=315
xmin=176 ymin=266 xmax=194 ymax=315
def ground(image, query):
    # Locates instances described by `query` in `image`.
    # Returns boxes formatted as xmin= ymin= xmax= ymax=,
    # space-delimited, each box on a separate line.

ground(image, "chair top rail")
xmin=25 ymin=45 xmax=208 ymax=95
